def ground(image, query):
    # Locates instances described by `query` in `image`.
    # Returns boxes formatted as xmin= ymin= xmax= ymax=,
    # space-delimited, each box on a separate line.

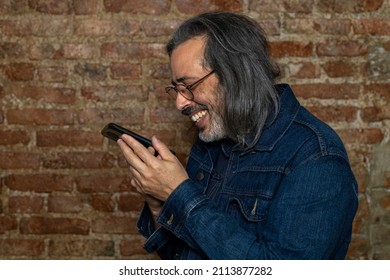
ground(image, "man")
xmin=117 ymin=12 xmax=358 ymax=259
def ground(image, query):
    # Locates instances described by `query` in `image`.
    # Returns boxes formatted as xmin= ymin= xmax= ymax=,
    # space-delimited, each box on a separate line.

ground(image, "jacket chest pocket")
xmin=221 ymin=171 xmax=282 ymax=231
xmin=222 ymin=194 xmax=272 ymax=237
xmin=225 ymin=194 xmax=271 ymax=223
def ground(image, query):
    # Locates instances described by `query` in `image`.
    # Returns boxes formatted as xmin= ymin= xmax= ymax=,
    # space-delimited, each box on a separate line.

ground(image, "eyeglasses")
xmin=165 ymin=71 xmax=215 ymax=100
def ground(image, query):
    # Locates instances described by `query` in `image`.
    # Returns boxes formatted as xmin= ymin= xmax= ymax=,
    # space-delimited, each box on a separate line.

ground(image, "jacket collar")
xmin=251 ymin=83 xmax=300 ymax=152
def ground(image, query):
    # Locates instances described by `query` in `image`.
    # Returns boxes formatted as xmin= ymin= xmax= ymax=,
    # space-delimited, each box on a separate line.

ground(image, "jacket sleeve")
xmin=137 ymin=197 xmax=206 ymax=259
xmin=152 ymin=155 xmax=358 ymax=259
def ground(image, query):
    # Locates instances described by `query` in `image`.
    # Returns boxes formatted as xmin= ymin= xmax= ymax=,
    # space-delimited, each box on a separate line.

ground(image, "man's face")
xmin=169 ymin=36 xmax=227 ymax=142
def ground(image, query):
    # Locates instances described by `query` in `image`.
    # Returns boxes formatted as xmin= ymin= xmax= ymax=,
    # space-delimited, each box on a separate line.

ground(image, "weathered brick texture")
xmin=1 ymin=0 xmax=389 ymax=259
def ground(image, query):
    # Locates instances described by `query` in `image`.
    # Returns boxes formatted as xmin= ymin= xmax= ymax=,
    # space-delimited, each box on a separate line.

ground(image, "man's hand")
xmin=117 ymin=134 xmax=189 ymax=202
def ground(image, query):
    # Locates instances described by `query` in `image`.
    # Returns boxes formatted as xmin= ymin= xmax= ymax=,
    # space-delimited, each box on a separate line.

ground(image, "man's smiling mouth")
xmin=191 ymin=110 xmax=207 ymax=122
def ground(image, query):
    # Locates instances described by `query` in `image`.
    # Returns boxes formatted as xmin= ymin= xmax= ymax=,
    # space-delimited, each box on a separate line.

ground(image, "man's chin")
xmin=198 ymin=130 xmax=226 ymax=143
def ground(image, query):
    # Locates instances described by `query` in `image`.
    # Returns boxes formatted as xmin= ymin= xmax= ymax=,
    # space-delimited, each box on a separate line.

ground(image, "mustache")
xmin=181 ymin=104 xmax=208 ymax=116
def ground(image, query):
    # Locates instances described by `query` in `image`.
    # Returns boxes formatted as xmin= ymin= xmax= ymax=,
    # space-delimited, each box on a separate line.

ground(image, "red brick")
xmin=384 ymin=41 xmax=390 ymax=51
xmin=29 ymin=43 xmax=61 ymax=60
xmin=313 ymin=19 xmax=351 ymax=35
xmin=0 ymin=215 xmax=17 ymax=233
xmin=378 ymin=195 xmax=390 ymax=210
xmin=336 ymin=128 xmax=384 ymax=145
xmin=92 ymin=215 xmax=138 ymax=234
xmin=28 ymin=0 xmax=70 ymax=14
xmin=48 ymin=195 xmax=84 ymax=213
xmin=353 ymin=19 xmax=390 ymax=35
xmin=362 ymin=105 xmax=390 ymax=122
xmin=41 ymin=152 xmax=116 ymax=169
xmin=0 ymin=42 xmax=25 ymax=58
xmin=355 ymin=170 xmax=368 ymax=194
xmin=283 ymin=0 xmax=314 ymax=13
xmin=323 ymin=60 xmax=358 ymax=77
xmin=284 ymin=18 xmax=314 ymax=34
xmin=77 ymin=107 xmax=145 ymax=125
xmin=9 ymin=196 xmax=45 ymax=213
xmin=104 ymin=0 xmax=170 ymax=15
xmin=76 ymin=174 xmax=132 ymax=193
xmin=352 ymin=197 xmax=369 ymax=234
xmin=307 ymin=106 xmax=358 ymax=123
xmin=152 ymin=82 xmax=174 ymax=101
xmin=150 ymin=63 xmax=171 ymax=80
xmin=250 ymin=0 xmax=313 ymax=13
xmin=317 ymin=40 xmax=367 ymax=57
xmin=180 ymin=127 xmax=198 ymax=144
xmin=270 ymin=41 xmax=313 ymax=57
xmin=249 ymin=0 xmax=283 ymax=12
xmin=20 ymin=216 xmax=89 ymax=234
xmin=347 ymin=235 xmax=369 ymax=259
xmin=364 ymin=83 xmax=390 ymax=98
xmin=291 ymin=83 xmax=360 ymax=99
xmin=101 ymin=42 xmax=166 ymax=60
xmin=142 ymin=19 xmax=181 ymax=37
xmin=81 ymin=85 xmax=146 ymax=102
xmin=110 ymin=63 xmax=141 ymax=80
xmin=5 ymin=63 xmax=34 ymax=81
xmin=176 ymin=0 xmax=242 ymax=14
xmin=5 ymin=86 xmax=75 ymax=104
xmin=258 ymin=19 xmax=281 ymax=36
xmin=90 ymin=194 xmax=115 ymax=212
xmin=73 ymin=0 xmax=99 ymax=15
xmin=74 ymin=19 xmax=140 ymax=36
xmin=139 ymin=129 xmax=177 ymax=146
xmin=281 ymin=62 xmax=319 ymax=79
xmin=0 ymin=130 xmax=30 ymax=145
xmin=36 ymin=130 xmax=103 ymax=147
xmin=49 ymin=239 xmax=115 ymax=257
xmin=0 ymin=18 xmax=71 ymax=36
xmin=150 ymin=104 xmax=188 ymax=124
xmin=385 ymin=172 xmax=390 ymax=188
xmin=118 ymin=194 xmax=144 ymax=212
xmin=120 ymin=238 xmax=149 ymax=257
xmin=37 ymin=66 xmax=68 ymax=82
xmin=317 ymin=0 xmax=383 ymax=13
xmin=0 ymin=0 xmax=28 ymax=13
xmin=57 ymin=43 xmax=100 ymax=59
xmin=0 ymin=239 xmax=45 ymax=257
xmin=0 ymin=153 xmax=40 ymax=169
xmin=74 ymin=63 xmax=107 ymax=81
xmin=7 ymin=108 xmax=73 ymax=125
xmin=6 ymin=174 xmax=73 ymax=192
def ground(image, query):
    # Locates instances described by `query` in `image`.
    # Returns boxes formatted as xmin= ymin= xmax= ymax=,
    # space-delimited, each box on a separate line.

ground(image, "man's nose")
xmin=175 ymin=93 xmax=192 ymax=111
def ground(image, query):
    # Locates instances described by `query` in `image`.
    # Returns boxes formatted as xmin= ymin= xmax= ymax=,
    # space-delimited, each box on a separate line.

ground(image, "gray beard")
xmin=198 ymin=112 xmax=227 ymax=143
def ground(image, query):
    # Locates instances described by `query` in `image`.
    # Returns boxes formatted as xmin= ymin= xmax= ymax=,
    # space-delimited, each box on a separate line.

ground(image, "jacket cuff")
xmin=157 ymin=178 xmax=207 ymax=239
xmin=137 ymin=202 xmax=156 ymax=238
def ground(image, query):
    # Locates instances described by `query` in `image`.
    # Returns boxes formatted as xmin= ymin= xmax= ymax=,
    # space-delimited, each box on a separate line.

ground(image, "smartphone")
xmin=101 ymin=123 xmax=174 ymax=155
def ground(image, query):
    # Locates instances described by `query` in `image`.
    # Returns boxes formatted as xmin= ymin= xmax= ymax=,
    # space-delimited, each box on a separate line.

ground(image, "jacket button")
xmin=196 ymin=172 xmax=204 ymax=181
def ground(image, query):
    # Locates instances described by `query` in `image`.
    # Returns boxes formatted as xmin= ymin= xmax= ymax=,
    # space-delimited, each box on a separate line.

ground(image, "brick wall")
xmin=0 ymin=0 xmax=389 ymax=259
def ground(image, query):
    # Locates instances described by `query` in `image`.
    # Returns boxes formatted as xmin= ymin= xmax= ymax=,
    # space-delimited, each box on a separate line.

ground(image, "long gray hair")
xmin=167 ymin=12 xmax=280 ymax=149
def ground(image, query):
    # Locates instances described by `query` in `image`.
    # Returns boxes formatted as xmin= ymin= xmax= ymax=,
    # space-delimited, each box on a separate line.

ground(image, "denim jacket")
xmin=137 ymin=84 xmax=358 ymax=259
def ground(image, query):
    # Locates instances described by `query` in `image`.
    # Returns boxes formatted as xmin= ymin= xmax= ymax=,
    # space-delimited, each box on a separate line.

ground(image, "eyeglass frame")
xmin=165 ymin=70 xmax=215 ymax=101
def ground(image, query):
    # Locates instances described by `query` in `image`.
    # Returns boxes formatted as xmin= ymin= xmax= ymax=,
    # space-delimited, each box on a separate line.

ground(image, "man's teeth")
xmin=191 ymin=111 xmax=207 ymax=122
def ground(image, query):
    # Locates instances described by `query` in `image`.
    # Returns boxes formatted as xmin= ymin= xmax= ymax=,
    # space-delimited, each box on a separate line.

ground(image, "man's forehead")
xmin=170 ymin=37 xmax=206 ymax=64
xmin=170 ymin=37 xmax=207 ymax=82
